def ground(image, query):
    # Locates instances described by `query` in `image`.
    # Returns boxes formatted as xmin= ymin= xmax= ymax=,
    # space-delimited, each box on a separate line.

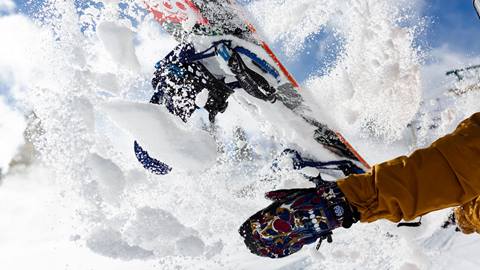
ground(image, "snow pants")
xmin=337 ymin=112 xmax=480 ymax=233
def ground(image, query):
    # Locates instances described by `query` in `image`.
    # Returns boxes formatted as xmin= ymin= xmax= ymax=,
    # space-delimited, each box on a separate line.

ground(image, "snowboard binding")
xmin=151 ymin=40 xmax=280 ymax=122
xmin=272 ymin=149 xmax=365 ymax=178
xmin=239 ymin=180 xmax=359 ymax=258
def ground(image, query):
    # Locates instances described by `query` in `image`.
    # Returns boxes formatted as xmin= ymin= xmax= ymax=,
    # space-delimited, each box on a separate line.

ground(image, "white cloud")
xmin=0 ymin=0 xmax=15 ymax=13
xmin=421 ymin=45 xmax=480 ymax=99
xmin=0 ymin=15 xmax=46 ymax=91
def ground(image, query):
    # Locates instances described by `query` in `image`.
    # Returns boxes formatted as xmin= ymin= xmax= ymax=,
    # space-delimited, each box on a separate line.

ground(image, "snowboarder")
xmin=240 ymin=112 xmax=480 ymax=258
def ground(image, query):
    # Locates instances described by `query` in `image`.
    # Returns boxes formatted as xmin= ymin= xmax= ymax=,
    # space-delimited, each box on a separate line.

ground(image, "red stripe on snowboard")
xmin=260 ymin=42 xmax=300 ymax=89
xmin=145 ymin=0 xmax=208 ymax=25
xmin=335 ymin=132 xmax=371 ymax=169
xmin=243 ymin=22 xmax=300 ymax=88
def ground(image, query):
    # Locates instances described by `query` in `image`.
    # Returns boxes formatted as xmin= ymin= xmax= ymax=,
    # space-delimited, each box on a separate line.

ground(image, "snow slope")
xmin=0 ymin=0 xmax=480 ymax=269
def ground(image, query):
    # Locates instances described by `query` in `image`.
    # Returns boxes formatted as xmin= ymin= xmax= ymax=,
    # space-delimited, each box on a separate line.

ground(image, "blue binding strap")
xmin=234 ymin=46 xmax=280 ymax=80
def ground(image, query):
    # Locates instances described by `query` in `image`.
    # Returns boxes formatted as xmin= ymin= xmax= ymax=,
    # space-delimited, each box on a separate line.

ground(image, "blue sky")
xmin=424 ymin=0 xmax=480 ymax=55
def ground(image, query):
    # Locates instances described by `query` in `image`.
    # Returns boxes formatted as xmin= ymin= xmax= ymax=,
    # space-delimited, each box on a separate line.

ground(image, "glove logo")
xmin=334 ymin=205 xmax=344 ymax=217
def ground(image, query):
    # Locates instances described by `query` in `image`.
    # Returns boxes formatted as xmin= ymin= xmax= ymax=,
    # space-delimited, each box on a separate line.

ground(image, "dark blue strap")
xmin=134 ymin=141 xmax=172 ymax=175
xmin=234 ymin=46 xmax=280 ymax=79
xmin=179 ymin=40 xmax=231 ymax=63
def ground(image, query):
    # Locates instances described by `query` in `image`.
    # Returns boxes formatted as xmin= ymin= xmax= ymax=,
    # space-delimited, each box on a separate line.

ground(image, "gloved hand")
xmin=239 ymin=180 xmax=359 ymax=258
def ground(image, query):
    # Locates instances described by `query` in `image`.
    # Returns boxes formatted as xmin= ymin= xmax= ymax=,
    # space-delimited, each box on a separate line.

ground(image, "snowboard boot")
xmin=239 ymin=180 xmax=359 ymax=258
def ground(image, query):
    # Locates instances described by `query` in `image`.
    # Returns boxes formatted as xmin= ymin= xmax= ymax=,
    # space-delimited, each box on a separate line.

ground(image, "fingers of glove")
xmin=264 ymin=188 xmax=310 ymax=201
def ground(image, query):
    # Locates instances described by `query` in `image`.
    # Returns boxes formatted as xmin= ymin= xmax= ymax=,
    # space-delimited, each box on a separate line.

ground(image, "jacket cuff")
xmin=337 ymin=173 xmax=381 ymax=223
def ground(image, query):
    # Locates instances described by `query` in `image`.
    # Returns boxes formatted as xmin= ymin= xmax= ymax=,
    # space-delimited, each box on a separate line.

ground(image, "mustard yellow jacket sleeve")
xmin=337 ymin=112 xmax=480 ymax=223
xmin=454 ymin=197 xmax=480 ymax=234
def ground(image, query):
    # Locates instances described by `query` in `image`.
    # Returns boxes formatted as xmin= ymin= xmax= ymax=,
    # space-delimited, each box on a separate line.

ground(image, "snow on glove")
xmin=239 ymin=180 xmax=359 ymax=258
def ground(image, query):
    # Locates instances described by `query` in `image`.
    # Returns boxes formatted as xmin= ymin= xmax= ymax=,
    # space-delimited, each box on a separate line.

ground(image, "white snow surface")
xmin=0 ymin=0 xmax=480 ymax=269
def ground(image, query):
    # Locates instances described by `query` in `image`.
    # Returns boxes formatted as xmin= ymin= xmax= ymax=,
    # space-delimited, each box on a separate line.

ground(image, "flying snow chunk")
xmin=97 ymin=21 xmax=141 ymax=71
xmin=195 ymin=88 xmax=209 ymax=108
xmin=86 ymin=228 xmax=154 ymax=260
xmin=86 ymin=153 xmax=126 ymax=205
xmin=100 ymin=101 xmax=218 ymax=173
xmin=124 ymin=207 xmax=206 ymax=257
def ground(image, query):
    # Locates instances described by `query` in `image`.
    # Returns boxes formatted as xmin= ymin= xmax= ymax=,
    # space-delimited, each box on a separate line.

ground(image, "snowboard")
xmin=135 ymin=0 xmax=370 ymax=177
